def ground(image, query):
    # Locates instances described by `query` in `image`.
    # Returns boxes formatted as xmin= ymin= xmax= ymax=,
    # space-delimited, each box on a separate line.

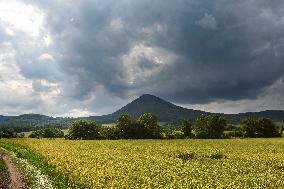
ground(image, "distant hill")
xmin=0 ymin=94 xmax=284 ymax=129
xmin=88 ymin=94 xmax=284 ymax=123
xmin=0 ymin=114 xmax=71 ymax=131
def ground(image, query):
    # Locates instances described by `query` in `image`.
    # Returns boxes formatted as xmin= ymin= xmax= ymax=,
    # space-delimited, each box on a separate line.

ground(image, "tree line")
xmin=0 ymin=113 xmax=282 ymax=139
xmin=64 ymin=113 xmax=282 ymax=140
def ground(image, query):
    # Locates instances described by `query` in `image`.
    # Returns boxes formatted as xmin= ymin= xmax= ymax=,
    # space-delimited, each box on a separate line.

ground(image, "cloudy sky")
xmin=0 ymin=0 xmax=284 ymax=117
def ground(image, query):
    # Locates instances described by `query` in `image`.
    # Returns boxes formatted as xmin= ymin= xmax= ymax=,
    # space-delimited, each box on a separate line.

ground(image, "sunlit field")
xmin=1 ymin=138 xmax=284 ymax=188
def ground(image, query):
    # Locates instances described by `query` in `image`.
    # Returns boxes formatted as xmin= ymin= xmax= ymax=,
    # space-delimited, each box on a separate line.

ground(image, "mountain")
xmin=88 ymin=94 xmax=209 ymax=123
xmin=0 ymin=95 xmax=284 ymax=128
xmin=88 ymin=94 xmax=284 ymax=123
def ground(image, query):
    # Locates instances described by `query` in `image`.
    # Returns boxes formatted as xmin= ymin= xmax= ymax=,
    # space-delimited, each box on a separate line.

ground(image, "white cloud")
xmin=39 ymin=53 xmax=55 ymax=62
xmin=63 ymin=109 xmax=94 ymax=118
xmin=196 ymin=13 xmax=218 ymax=30
xmin=120 ymin=43 xmax=177 ymax=86
xmin=0 ymin=0 xmax=44 ymax=38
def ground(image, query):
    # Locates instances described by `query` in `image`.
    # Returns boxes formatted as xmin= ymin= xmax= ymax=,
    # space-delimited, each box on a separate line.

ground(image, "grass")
xmin=1 ymin=138 xmax=284 ymax=188
xmin=0 ymin=158 xmax=6 ymax=172
xmin=0 ymin=143 xmax=88 ymax=189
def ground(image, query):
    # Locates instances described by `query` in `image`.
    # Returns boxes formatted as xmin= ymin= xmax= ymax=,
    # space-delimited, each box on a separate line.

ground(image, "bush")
xmin=29 ymin=128 xmax=64 ymax=138
xmin=223 ymin=131 xmax=243 ymax=139
xmin=167 ymin=130 xmax=185 ymax=139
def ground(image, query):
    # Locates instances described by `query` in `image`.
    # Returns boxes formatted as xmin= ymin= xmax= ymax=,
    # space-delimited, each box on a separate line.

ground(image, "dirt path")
xmin=2 ymin=155 xmax=27 ymax=189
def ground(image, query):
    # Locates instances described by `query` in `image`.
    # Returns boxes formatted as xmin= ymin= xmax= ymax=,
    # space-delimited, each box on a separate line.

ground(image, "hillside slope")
xmin=89 ymin=94 xmax=208 ymax=123
xmin=89 ymin=94 xmax=284 ymax=123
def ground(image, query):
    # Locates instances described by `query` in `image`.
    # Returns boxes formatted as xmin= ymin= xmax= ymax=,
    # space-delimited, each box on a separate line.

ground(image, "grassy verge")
xmin=0 ymin=143 xmax=88 ymax=189
xmin=0 ymin=158 xmax=6 ymax=171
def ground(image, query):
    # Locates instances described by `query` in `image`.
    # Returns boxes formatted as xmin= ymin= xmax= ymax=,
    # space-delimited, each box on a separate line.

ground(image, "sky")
xmin=0 ymin=0 xmax=284 ymax=117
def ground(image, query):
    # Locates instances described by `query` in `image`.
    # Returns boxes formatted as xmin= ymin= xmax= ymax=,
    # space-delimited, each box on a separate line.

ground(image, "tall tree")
xmin=66 ymin=120 xmax=101 ymax=140
xmin=137 ymin=113 xmax=161 ymax=139
xmin=194 ymin=115 xmax=226 ymax=139
xmin=181 ymin=119 xmax=192 ymax=137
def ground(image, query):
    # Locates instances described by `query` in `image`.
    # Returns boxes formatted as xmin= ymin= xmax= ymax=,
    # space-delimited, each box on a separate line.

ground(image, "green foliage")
xmin=241 ymin=118 xmax=280 ymax=138
xmin=115 ymin=113 xmax=161 ymax=139
xmin=223 ymin=131 xmax=243 ymax=139
xmin=66 ymin=120 xmax=101 ymax=140
xmin=116 ymin=114 xmax=134 ymax=139
xmin=29 ymin=128 xmax=64 ymax=138
xmin=0 ymin=130 xmax=17 ymax=138
xmin=193 ymin=115 xmax=226 ymax=139
xmin=0 ymin=114 xmax=71 ymax=132
xmin=166 ymin=130 xmax=185 ymax=139
xmin=137 ymin=113 xmax=161 ymax=139
xmin=181 ymin=119 xmax=192 ymax=137
xmin=99 ymin=126 xmax=121 ymax=140
xmin=0 ymin=158 xmax=7 ymax=171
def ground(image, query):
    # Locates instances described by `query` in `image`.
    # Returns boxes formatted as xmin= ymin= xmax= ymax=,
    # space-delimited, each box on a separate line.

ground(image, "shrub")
xmin=167 ymin=130 xmax=185 ymax=139
xmin=223 ymin=131 xmax=243 ymax=139
xmin=29 ymin=128 xmax=64 ymax=138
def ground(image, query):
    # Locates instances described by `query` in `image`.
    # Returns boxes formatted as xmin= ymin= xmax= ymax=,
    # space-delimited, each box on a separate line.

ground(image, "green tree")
xmin=259 ymin=118 xmax=280 ymax=137
xmin=66 ymin=120 xmax=101 ymax=140
xmin=181 ymin=119 xmax=192 ymax=137
xmin=193 ymin=115 xmax=226 ymax=139
xmin=241 ymin=118 xmax=259 ymax=137
xmin=29 ymin=128 xmax=64 ymax=138
xmin=137 ymin=113 xmax=161 ymax=139
xmin=116 ymin=114 xmax=134 ymax=139
xmin=241 ymin=117 xmax=280 ymax=138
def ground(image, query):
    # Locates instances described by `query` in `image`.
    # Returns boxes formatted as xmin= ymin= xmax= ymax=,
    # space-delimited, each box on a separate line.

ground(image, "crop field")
xmin=1 ymin=138 xmax=284 ymax=188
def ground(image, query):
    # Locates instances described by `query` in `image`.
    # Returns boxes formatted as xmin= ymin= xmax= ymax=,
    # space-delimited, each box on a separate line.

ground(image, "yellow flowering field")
xmin=1 ymin=138 xmax=284 ymax=188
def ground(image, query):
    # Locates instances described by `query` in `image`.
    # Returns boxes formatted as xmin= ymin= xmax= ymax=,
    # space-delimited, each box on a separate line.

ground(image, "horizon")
xmin=1 ymin=1 xmax=284 ymax=117
xmin=1 ymin=94 xmax=284 ymax=118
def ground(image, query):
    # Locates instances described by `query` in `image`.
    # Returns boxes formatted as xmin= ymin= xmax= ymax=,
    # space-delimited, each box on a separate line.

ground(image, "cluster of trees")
xmin=0 ymin=130 xmax=18 ymax=139
xmin=241 ymin=118 xmax=281 ymax=138
xmin=29 ymin=128 xmax=64 ymax=138
xmin=0 ymin=113 xmax=282 ymax=140
xmin=65 ymin=113 xmax=282 ymax=140
xmin=65 ymin=113 xmax=161 ymax=140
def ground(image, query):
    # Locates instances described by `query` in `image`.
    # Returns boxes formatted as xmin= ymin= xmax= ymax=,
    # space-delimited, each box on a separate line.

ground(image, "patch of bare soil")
xmin=0 ymin=168 xmax=11 ymax=189
xmin=1 ymin=154 xmax=27 ymax=189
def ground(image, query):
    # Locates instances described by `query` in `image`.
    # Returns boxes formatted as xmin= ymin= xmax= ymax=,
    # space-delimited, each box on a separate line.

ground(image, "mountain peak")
xmin=105 ymin=94 xmax=205 ymax=122
xmin=139 ymin=94 xmax=159 ymax=99
xmin=136 ymin=94 xmax=162 ymax=101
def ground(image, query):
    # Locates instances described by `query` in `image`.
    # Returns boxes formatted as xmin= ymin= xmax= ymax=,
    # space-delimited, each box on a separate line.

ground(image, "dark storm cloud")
xmin=26 ymin=0 xmax=284 ymax=104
